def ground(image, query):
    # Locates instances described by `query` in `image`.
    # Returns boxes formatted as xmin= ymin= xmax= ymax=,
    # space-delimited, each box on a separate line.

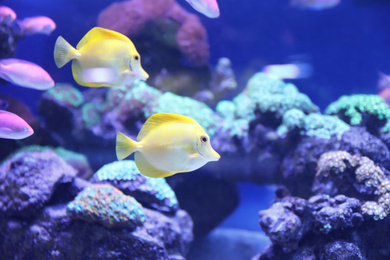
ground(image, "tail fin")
xmin=116 ymin=132 xmax=140 ymax=160
xmin=54 ymin=36 xmax=77 ymax=68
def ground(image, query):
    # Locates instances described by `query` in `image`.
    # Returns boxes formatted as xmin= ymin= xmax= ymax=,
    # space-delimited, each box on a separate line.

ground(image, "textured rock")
xmin=0 ymin=150 xmax=76 ymax=218
xmin=0 ymin=204 xmax=193 ymax=260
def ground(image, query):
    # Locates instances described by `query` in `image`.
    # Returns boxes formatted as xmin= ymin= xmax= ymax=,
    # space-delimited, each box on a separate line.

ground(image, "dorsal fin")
xmin=137 ymin=113 xmax=198 ymax=141
xmin=76 ymin=27 xmax=131 ymax=50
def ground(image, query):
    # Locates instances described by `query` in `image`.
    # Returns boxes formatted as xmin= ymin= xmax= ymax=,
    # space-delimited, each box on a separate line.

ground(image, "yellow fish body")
xmin=116 ymin=113 xmax=220 ymax=178
xmin=53 ymin=27 xmax=149 ymax=87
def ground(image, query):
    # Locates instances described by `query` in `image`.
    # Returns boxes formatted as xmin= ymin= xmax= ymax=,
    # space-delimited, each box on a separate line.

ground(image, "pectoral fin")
xmin=135 ymin=152 xmax=179 ymax=178
xmin=187 ymin=153 xmax=201 ymax=159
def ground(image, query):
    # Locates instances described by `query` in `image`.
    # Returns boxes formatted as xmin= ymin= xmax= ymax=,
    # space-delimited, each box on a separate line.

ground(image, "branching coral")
xmin=316 ymin=151 xmax=390 ymax=220
xmin=67 ymin=184 xmax=146 ymax=228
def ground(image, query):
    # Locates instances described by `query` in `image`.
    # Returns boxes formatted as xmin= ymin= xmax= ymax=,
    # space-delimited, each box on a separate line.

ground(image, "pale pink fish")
xmin=185 ymin=0 xmax=220 ymax=18
xmin=0 ymin=6 xmax=16 ymax=24
xmin=378 ymin=72 xmax=390 ymax=90
xmin=379 ymin=88 xmax=390 ymax=105
xmin=19 ymin=16 xmax=56 ymax=35
xmin=291 ymin=0 xmax=341 ymax=10
xmin=0 ymin=110 xmax=34 ymax=139
xmin=262 ymin=63 xmax=312 ymax=80
xmin=0 ymin=58 xmax=55 ymax=90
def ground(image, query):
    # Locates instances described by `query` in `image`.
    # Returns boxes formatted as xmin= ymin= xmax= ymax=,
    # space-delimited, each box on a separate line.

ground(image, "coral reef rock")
xmin=0 ymin=149 xmax=193 ymax=259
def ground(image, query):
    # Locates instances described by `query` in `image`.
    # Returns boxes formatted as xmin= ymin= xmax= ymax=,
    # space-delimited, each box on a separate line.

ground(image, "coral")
xmin=236 ymin=73 xmax=319 ymax=120
xmin=113 ymin=81 xmax=162 ymax=120
xmin=1 ymin=204 xmax=193 ymax=259
xmin=338 ymin=127 xmax=390 ymax=170
xmin=91 ymin=160 xmax=179 ymax=214
xmin=211 ymin=57 xmax=237 ymax=93
xmin=325 ymin=94 xmax=390 ymax=134
xmin=67 ymin=184 xmax=146 ymax=229
xmin=0 ymin=150 xmax=77 ymax=218
xmin=81 ymin=102 xmax=101 ymax=128
xmin=97 ymin=0 xmax=209 ymax=67
xmin=216 ymin=73 xmax=319 ymax=138
xmin=316 ymin=150 xmax=390 ymax=220
xmin=277 ymin=110 xmax=350 ymax=140
xmin=46 ymin=83 xmax=84 ymax=108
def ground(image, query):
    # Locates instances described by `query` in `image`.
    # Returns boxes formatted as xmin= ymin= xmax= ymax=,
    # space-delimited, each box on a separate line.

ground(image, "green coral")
xmin=233 ymin=73 xmax=319 ymax=120
xmin=277 ymin=109 xmax=350 ymax=140
xmin=81 ymin=103 xmax=102 ymax=128
xmin=47 ymin=83 xmax=84 ymax=108
xmin=325 ymin=95 xmax=390 ymax=132
xmin=109 ymin=81 xmax=162 ymax=115
xmin=216 ymin=73 xmax=319 ymax=138
xmin=216 ymin=100 xmax=249 ymax=138
xmin=317 ymin=151 xmax=389 ymax=220
xmin=93 ymin=160 xmax=179 ymax=211
xmin=67 ymin=184 xmax=145 ymax=228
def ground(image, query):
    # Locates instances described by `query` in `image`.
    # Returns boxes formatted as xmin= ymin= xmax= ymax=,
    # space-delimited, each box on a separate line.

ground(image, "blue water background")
xmin=2 ymin=0 xmax=390 ymax=237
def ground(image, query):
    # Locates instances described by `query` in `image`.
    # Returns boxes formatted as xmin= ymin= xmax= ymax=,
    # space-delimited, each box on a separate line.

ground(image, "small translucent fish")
xmin=0 ymin=6 xmax=16 ymax=24
xmin=0 ymin=110 xmax=34 ymax=139
xmin=291 ymin=0 xmax=341 ymax=10
xmin=19 ymin=16 xmax=56 ymax=35
xmin=378 ymin=72 xmax=390 ymax=90
xmin=262 ymin=63 xmax=312 ymax=80
xmin=54 ymin=27 xmax=149 ymax=87
xmin=185 ymin=0 xmax=220 ymax=18
xmin=116 ymin=113 xmax=220 ymax=178
xmin=0 ymin=58 xmax=55 ymax=90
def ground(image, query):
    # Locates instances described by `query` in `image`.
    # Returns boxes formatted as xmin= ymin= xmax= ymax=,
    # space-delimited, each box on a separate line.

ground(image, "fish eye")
xmin=200 ymin=135 xmax=208 ymax=143
xmin=134 ymin=55 xmax=139 ymax=61
xmin=23 ymin=127 xmax=28 ymax=132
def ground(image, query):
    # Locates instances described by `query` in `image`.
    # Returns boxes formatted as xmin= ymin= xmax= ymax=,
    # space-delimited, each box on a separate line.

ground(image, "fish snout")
xmin=138 ymin=69 xmax=149 ymax=81
xmin=209 ymin=149 xmax=221 ymax=161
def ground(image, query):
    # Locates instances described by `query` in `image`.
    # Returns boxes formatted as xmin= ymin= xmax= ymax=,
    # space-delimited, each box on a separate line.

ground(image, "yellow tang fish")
xmin=53 ymin=27 xmax=149 ymax=87
xmin=116 ymin=113 xmax=220 ymax=178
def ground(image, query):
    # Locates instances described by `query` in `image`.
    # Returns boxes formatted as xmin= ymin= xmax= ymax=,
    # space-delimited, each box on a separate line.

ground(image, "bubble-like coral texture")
xmin=216 ymin=73 xmax=319 ymax=138
xmin=277 ymin=109 xmax=350 ymax=140
xmin=325 ymin=94 xmax=390 ymax=133
xmin=316 ymin=150 xmax=390 ymax=220
xmin=67 ymin=184 xmax=146 ymax=228
xmin=46 ymin=83 xmax=84 ymax=108
xmin=92 ymin=160 xmax=179 ymax=213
